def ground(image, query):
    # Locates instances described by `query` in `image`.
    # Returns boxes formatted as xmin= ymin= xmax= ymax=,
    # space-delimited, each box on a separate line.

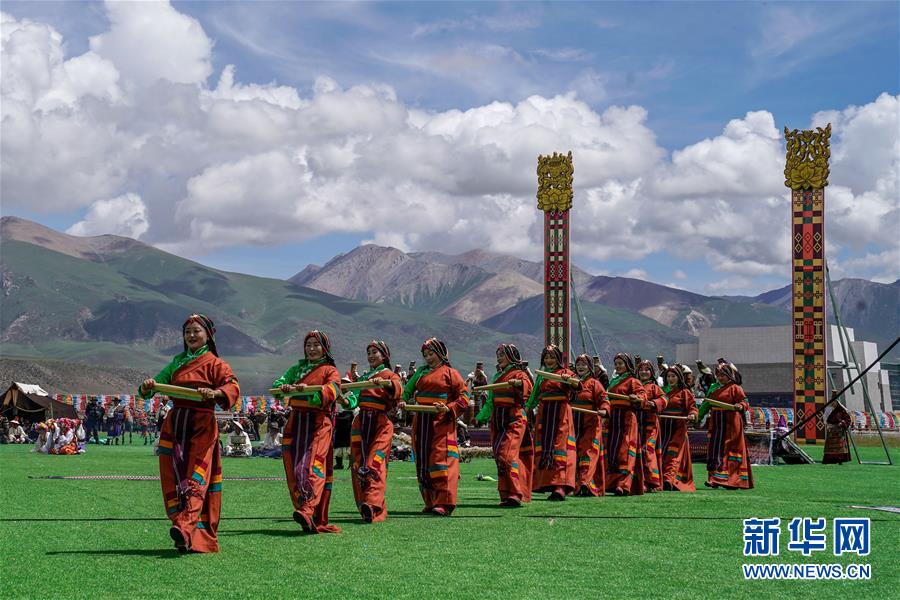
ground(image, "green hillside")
xmin=1 ymin=239 xmax=538 ymax=392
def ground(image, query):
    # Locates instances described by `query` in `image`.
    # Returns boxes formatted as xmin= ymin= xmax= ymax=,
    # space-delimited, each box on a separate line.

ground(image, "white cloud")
xmin=411 ymin=13 xmax=540 ymax=38
xmin=706 ymin=276 xmax=753 ymax=294
xmin=0 ymin=4 xmax=896 ymax=295
xmin=622 ymin=269 xmax=649 ymax=280
xmin=67 ymin=193 xmax=149 ymax=238
xmin=89 ymin=0 xmax=213 ymax=87
xmin=829 ymin=248 xmax=900 ymax=284
xmin=673 ymin=270 xmax=687 ymax=280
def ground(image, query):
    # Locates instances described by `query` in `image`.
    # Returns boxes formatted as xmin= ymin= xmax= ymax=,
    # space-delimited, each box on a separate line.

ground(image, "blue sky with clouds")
xmin=2 ymin=1 xmax=898 ymax=294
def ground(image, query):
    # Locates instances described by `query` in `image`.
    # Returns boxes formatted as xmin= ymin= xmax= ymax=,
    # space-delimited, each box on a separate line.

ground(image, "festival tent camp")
xmin=0 ymin=382 xmax=77 ymax=421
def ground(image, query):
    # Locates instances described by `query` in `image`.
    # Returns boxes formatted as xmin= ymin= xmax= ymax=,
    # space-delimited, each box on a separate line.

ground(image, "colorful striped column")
xmin=537 ymin=152 xmax=574 ymax=365
xmin=785 ymin=124 xmax=831 ymax=444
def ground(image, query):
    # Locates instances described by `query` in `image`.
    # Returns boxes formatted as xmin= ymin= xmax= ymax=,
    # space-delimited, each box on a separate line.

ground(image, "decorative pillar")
xmin=537 ymin=151 xmax=573 ymax=365
xmin=784 ymin=124 xmax=831 ymax=444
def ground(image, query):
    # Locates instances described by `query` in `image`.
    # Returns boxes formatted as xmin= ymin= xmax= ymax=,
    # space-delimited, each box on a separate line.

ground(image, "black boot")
xmin=335 ymin=456 xmax=344 ymax=470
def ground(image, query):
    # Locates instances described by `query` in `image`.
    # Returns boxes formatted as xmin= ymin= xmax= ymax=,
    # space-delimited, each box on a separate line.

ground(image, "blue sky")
xmin=2 ymin=1 xmax=898 ymax=294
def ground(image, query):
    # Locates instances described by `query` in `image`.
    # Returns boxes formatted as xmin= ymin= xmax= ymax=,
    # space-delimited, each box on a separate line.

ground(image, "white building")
xmin=675 ymin=325 xmax=892 ymax=413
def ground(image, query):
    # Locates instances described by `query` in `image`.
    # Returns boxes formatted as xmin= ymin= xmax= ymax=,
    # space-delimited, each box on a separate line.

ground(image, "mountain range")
xmin=2 ymin=216 xmax=897 ymax=393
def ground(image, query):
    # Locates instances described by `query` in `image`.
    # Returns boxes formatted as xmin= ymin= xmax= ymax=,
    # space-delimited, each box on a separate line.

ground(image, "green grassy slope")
xmin=1 ymin=239 xmax=537 ymax=391
xmin=0 ymin=444 xmax=897 ymax=599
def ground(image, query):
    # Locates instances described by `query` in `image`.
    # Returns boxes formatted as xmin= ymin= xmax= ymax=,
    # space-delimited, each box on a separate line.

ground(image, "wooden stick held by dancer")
xmin=472 ymin=381 xmax=522 ymax=392
xmin=605 ymin=391 xmax=642 ymax=403
xmin=341 ymin=380 xmax=393 ymax=391
xmin=271 ymin=380 xmax=392 ymax=398
xmin=535 ymin=369 xmax=580 ymax=386
xmin=571 ymin=405 xmax=604 ymax=416
xmin=152 ymin=383 xmax=204 ymax=402
xmin=403 ymin=404 xmax=440 ymax=414
xmin=704 ymin=398 xmax=738 ymax=411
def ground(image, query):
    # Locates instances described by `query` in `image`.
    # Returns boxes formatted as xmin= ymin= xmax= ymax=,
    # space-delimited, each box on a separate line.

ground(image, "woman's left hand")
xmin=197 ymin=388 xmax=219 ymax=401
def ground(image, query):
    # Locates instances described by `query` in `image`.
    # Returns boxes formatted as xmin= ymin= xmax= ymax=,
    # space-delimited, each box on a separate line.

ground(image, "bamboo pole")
xmin=403 ymin=405 xmax=439 ymax=414
xmin=269 ymin=385 xmax=324 ymax=398
xmin=341 ymin=380 xmax=393 ymax=391
xmin=473 ymin=381 xmax=521 ymax=392
xmin=152 ymin=383 xmax=204 ymax=402
xmin=571 ymin=406 xmax=602 ymax=416
xmin=659 ymin=414 xmax=690 ymax=420
xmin=704 ymin=398 xmax=737 ymax=411
xmin=535 ymin=370 xmax=580 ymax=386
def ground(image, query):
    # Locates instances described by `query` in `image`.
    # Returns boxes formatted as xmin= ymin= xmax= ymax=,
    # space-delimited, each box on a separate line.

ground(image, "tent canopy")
xmin=0 ymin=382 xmax=77 ymax=421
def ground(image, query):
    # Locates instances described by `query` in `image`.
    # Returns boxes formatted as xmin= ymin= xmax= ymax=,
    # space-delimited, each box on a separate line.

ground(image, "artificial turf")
xmin=0 ymin=443 xmax=897 ymax=599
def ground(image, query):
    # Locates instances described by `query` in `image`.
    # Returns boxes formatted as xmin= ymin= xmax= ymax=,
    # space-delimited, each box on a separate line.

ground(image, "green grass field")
xmin=1 ymin=443 xmax=897 ymax=599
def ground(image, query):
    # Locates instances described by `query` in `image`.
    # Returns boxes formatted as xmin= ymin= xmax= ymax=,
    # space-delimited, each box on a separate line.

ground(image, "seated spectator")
xmin=255 ymin=421 xmax=283 ymax=458
xmin=49 ymin=419 xmax=83 ymax=454
xmin=7 ymin=419 xmax=27 ymax=444
xmin=223 ymin=420 xmax=252 ymax=457
xmin=32 ymin=422 xmax=49 ymax=453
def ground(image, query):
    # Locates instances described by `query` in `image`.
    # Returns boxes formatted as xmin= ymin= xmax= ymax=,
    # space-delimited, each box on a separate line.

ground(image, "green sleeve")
xmin=138 ymin=362 xmax=176 ymax=400
xmin=525 ymin=375 xmax=543 ymax=411
xmin=342 ymin=390 xmax=359 ymax=410
xmin=271 ymin=364 xmax=299 ymax=388
xmin=696 ymin=400 xmax=711 ymax=422
xmin=475 ymin=397 xmax=493 ymax=423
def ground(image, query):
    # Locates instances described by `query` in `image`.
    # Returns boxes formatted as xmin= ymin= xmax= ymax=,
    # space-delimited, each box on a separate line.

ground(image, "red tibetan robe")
xmin=571 ymin=377 xmax=609 ymax=496
xmin=487 ymin=368 xmax=534 ymax=503
xmin=640 ymin=381 xmax=668 ymax=492
xmin=605 ymin=374 xmax=647 ymax=496
xmin=155 ymin=352 xmax=240 ymax=553
xmin=706 ymin=383 xmax=754 ymax=489
xmin=659 ymin=387 xmax=697 ymax=491
xmin=532 ymin=369 xmax=579 ymax=494
xmin=280 ymin=364 xmax=343 ymax=532
xmin=350 ymin=368 xmax=403 ymax=522
xmin=410 ymin=365 xmax=470 ymax=513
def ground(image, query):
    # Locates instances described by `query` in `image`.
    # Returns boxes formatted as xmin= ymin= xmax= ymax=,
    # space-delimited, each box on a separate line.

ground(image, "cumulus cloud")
xmin=89 ymin=0 xmax=213 ymax=87
xmin=66 ymin=193 xmax=149 ymax=238
xmin=0 ymin=4 xmax=897 ymax=295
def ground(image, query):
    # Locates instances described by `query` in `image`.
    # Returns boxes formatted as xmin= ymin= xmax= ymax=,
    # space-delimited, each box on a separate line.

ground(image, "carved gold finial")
xmin=537 ymin=151 xmax=574 ymax=212
xmin=784 ymin=123 xmax=831 ymax=190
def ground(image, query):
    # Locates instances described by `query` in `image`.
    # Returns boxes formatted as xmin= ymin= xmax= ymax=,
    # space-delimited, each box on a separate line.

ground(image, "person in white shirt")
xmin=32 ymin=422 xmax=49 ymax=453
xmin=7 ymin=420 xmax=27 ymax=443
xmin=224 ymin=420 xmax=252 ymax=457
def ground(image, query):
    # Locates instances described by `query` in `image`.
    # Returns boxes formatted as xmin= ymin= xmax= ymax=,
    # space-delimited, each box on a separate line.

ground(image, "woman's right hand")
xmin=398 ymin=401 xmax=407 ymax=410
xmin=280 ymin=384 xmax=293 ymax=394
xmin=141 ymin=379 xmax=156 ymax=393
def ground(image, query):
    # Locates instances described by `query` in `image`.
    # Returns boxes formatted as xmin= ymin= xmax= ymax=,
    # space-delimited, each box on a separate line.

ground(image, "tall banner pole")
xmin=537 ymin=151 xmax=573 ymax=365
xmin=784 ymin=124 xmax=831 ymax=444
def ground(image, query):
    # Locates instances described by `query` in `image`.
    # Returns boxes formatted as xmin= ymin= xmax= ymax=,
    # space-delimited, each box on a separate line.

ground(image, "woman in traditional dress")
xmin=474 ymin=344 xmax=534 ymax=507
xmin=139 ymin=314 xmax=240 ymax=553
xmin=604 ymin=353 xmax=648 ymax=496
xmin=400 ymin=338 xmax=470 ymax=516
xmin=704 ymin=362 xmax=753 ymax=489
xmin=346 ymin=340 xmax=403 ymax=522
xmin=822 ymin=393 xmax=852 ymax=465
xmin=272 ymin=330 xmax=343 ymax=533
xmin=659 ymin=365 xmax=697 ymax=491
xmin=637 ymin=360 xmax=667 ymax=493
xmin=571 ymin=354 xmax=608 ymax=497
xmin=525 ymin=345 xmax=579 ymax=501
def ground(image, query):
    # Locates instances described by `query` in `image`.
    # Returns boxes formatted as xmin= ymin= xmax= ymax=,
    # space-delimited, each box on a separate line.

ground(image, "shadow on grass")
xmin=46 ymin=549 xmax=181 ymax=559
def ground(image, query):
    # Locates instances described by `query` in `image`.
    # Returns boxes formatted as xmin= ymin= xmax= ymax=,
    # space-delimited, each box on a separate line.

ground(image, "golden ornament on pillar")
xmin=784 ymin=124 xmax=831 ymax=190
xmin=536 ymin=151 xmax=574 ymax=212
